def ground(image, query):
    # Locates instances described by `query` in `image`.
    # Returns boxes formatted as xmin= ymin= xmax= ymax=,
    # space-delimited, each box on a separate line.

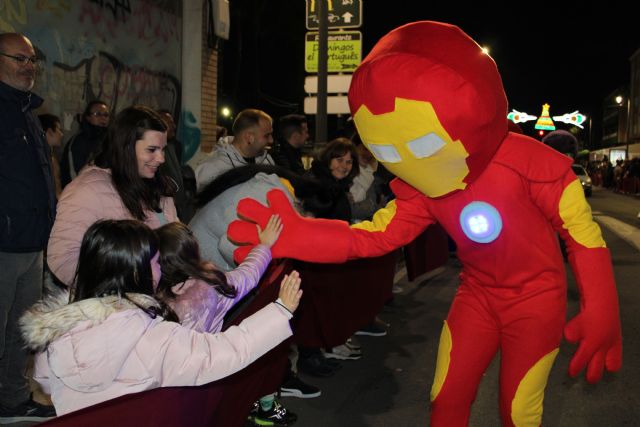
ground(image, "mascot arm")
xmin=228 ymin=179 xmax=433 ymax=264
xmin=531 ymin=173 xmax=622 ymax=383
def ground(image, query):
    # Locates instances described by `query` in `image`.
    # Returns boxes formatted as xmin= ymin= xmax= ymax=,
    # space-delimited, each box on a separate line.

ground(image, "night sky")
xmin=220 ymin=1 xmax=639 ymax=141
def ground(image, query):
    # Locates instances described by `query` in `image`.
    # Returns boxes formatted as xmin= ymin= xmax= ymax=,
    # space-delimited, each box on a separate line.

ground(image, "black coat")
xmin=307 ymin=161 xmax=352 ymax=222
xmin=271 ymin=140 xmax=305 ymax=176
xmin=60 ymin=121 xmax=107 ymax=188
xmin=0 ymin=81 xmax=56 ymax=252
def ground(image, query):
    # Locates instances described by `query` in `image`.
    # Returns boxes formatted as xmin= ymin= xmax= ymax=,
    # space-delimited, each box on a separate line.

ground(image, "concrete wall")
xmin=0 ymin=0 xmax=189 ymax=153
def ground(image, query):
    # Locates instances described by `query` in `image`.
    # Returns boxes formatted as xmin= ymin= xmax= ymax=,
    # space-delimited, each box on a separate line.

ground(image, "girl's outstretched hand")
xmin=278 ymin=270 xmax=302 ymax=313
xmin=257 ymin=214 xmax=283 ymax=248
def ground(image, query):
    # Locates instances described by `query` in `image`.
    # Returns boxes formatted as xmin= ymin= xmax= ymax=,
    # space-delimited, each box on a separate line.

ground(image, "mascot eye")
xmin=366 ymin=143 xmax=402 ymax=163
xmin=406 ymin=132 xmax=446 ymax=159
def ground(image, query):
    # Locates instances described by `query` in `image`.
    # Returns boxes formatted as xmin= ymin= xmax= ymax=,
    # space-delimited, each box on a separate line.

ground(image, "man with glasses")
xmin=60 ymin=100 xmax=110 ymax=187
xmin=0 ymin=32 xmax=57 ymax=423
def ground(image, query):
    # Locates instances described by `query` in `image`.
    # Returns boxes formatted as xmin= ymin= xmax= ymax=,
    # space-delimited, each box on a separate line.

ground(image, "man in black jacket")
xmin=271 ymin=114 xmax=309 ymax=175
xmin=0 ymin=32 xmax=56 ymax=422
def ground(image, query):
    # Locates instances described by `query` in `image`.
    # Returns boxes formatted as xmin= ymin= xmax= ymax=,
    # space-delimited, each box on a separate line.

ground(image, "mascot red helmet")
xmin=348 ymin=21 xmax=509 ymax=197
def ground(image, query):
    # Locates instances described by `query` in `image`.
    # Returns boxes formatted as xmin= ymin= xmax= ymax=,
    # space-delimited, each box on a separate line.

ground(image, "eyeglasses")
xmin=89 ymin=112 xmax=110 ymax=118
xmin=0 ymin=52 xmax=40 ymax=66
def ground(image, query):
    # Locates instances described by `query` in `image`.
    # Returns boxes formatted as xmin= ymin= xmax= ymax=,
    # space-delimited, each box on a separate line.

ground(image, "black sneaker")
xmin=297 ymin=352 xmax=340 ymax=378
xmin=355 ymin=321 xmax=388 ymax=336
xmin=280 ymin=374 xmax=321 ymax=398
xmin=0 ymin=398 xmax=56 ymax=423
xmin=252 ymin=400 xmax=297 ymax=426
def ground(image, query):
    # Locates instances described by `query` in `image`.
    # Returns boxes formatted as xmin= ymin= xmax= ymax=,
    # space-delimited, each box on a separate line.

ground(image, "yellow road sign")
xmin=305 ymin=31 xmax=362 ymax=73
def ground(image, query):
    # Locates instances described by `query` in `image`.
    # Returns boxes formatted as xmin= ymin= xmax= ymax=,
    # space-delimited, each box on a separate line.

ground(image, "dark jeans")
xmin=0 ymin=251 xmax=43 ymax=407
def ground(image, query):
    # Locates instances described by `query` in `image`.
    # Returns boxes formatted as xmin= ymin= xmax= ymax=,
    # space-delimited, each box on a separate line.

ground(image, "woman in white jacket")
xmin=20 ymin=219 xmax=302 ymax=416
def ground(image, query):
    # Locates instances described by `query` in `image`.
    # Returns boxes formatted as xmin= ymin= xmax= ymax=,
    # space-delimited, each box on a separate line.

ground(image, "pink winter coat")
xmin=19 ymin=291 xmax=293 ymax=415
xmin=47 ymin=166 xmax=178 ymax=285
xmin=167 ymin=244 xmax=272 ymax=333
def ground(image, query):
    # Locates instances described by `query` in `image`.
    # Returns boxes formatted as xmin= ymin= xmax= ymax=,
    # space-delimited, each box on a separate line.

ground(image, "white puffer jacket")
xmin=20 ymin=290 xmax=292 ymax=415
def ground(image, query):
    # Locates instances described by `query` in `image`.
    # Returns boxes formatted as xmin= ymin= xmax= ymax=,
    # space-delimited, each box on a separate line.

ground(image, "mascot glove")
xmin=564 ymin=247 xmax=622 ymax=383
xmin=228 ymin=189 xmax=353 ymax=264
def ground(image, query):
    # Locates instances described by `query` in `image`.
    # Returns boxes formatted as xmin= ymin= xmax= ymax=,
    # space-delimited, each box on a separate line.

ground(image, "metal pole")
xmin=626 ymin=97 xmax=631 ymax=159
xmin=316 ymin=0 xmax=328 ymax=146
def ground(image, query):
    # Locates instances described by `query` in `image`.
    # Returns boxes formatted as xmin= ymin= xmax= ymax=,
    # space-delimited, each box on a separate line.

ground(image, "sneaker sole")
xmin=324 ymin=353 xmax=362 ymax=360
xmin=280 ymin=388 xmax=321 ymax=398
xmin=250 ymin=415 xmax=294 ymax=426
xmin=354 ymin=331 xmax=387 ymax=337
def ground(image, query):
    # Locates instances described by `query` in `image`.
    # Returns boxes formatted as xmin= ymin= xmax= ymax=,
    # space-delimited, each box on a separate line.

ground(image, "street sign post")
xmin=305 ymin=31 xmax=361 ymax=73
xmin=304 ymin=96 xmax=350 ymax=115
xmin=305 ymin=74 xmax=352 ymax=93
xmin=306 ymin=0 xmax=362 ymax=30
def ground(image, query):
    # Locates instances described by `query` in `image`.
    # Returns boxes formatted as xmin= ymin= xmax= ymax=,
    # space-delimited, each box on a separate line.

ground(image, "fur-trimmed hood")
xmin=20 ymin=290 xmax=166 ymax=394
xmin=20 ymin=290 xmax=162 ymax=352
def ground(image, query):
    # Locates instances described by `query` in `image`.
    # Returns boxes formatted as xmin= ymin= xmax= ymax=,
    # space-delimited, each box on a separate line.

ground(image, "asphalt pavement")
xmin=283 ymin=188 xmax=640 ymax=427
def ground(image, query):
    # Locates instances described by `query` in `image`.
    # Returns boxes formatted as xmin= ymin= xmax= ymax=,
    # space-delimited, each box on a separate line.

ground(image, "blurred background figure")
xmin=158 ymin=109 xmax=194 ymax=222
xmin=542 ymin=129 xmax=578 ymax=159
xmin=38 ymin=113 xmax=64 ymax=198
xmin=60 ymin=100 xmax=110 ymax=188
xmin=272 ymin=114 xmax=309 ymax=175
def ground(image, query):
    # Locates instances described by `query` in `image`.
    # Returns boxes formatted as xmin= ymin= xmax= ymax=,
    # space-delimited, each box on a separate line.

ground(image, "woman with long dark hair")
xmin=306 ymin=137 xmax=360 ymax=222
xmin=20 ymin=219 xmax=302 ymax=416
xmin=47 ymin=105 xmax=179 ymax=286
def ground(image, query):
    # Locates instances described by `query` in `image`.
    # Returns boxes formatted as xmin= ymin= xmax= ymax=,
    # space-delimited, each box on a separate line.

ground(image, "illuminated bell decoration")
xmin=459 ymin=201 xmax=503 ymax=243
xmin=534 ymin=103 xmax=556 ymax=131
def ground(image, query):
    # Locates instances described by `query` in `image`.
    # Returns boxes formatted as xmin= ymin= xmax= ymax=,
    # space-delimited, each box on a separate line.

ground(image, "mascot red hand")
xmin=228 ymin=189 xmax=353 ymax=264
xmin=564 ymin=248 xmax=622 ymax=383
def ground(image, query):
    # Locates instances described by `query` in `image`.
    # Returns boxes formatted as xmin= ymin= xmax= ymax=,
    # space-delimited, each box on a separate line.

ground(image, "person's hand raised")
xmin=277 ymin=270 xmax=302 ymax=313
xmin=257 ymin=214 xmax=283 ymax=248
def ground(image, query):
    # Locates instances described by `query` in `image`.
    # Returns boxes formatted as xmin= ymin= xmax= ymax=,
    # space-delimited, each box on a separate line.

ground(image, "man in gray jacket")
xmin=0 ymin=32 xmax=56 ymax=423
xmin=195 ymin=108 xmax=274 ymax=192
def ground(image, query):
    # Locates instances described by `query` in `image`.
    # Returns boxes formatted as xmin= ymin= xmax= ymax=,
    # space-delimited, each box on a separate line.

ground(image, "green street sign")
xmin=306 ymin=0 xmax=363 ymax=30
xmin=305 ymin=31 xmax=362 ymax=73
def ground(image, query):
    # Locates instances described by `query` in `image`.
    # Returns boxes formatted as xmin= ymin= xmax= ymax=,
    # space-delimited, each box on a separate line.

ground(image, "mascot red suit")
xmin=229 ymin=21 xmax=622 ymax=426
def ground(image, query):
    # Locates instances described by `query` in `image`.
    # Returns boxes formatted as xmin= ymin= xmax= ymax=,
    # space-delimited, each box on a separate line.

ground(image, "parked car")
xmin=572 ymin=164 xmax=592 ymax=197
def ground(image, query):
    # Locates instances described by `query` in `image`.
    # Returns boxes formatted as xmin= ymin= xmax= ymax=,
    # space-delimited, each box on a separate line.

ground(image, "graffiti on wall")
xmin=0 ymin=0 xmax=201 ymax=161
xmin=44 ymin=51 xmax=181 ymax=131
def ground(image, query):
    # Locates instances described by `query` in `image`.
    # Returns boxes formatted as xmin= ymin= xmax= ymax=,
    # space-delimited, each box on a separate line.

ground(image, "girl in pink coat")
xmin=19 ymin=219 xmax=302 ymax=416
xmin=47 ymin=105 xmax=179 ymax=286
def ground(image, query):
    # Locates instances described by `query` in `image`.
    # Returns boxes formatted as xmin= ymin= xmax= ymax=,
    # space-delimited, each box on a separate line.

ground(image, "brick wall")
xmin=201 ymin=12 xmax=218 ymax=153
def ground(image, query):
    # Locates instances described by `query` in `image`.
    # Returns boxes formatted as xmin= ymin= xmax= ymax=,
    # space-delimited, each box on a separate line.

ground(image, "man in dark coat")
xmin=271 ymin=114 xmax=308 ymax=175
xmin=0 ymin=32 xmax=56 ymax=422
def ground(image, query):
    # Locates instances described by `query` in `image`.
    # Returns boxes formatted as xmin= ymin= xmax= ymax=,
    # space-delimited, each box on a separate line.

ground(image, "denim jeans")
xmin=0 ymin=251 xmax=43 ymax=407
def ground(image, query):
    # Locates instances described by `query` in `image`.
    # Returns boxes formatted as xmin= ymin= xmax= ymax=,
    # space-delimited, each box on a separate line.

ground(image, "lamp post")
xmin=615 ymin=95 xmax=631 ymax=159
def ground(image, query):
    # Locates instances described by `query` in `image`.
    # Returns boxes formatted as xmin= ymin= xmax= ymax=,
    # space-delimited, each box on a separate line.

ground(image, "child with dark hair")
xmin=20 ymin=219 xmax=301 ymax=416
xmin=155 ymin=215 xmax=282 ymax=332
xmin=155 ymin=216 xmax=299 ymax=426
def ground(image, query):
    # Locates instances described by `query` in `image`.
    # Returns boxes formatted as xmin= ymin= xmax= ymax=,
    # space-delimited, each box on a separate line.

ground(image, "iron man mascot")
xmin=229 ymin=21 xmax=622 ymax=426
